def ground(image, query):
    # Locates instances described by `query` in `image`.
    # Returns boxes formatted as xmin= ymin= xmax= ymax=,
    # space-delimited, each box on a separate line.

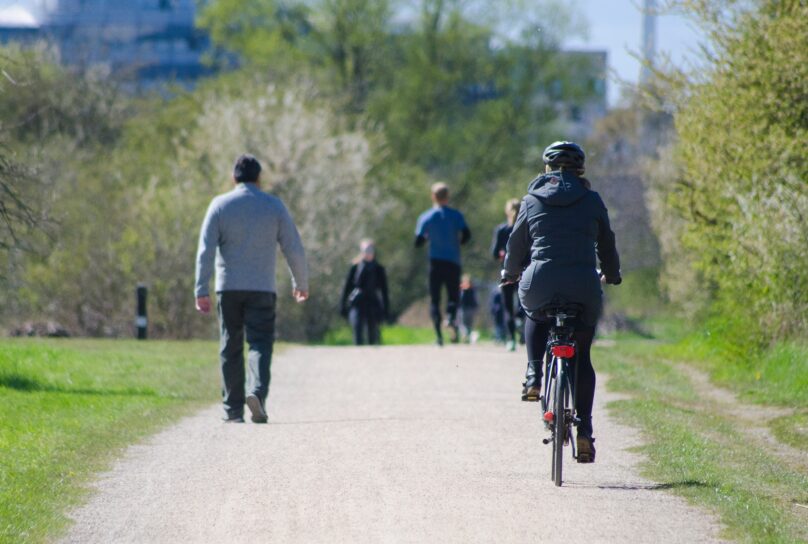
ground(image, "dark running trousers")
xmin=217 ymin=290 xmax=277 ymax=418
xmin=524 ymin=317 xmax=596 ymax=436
xmin=428 ymin=259 xmax=461 ymax=334
xmin=500 ymin=282 xmax=517 ymax=342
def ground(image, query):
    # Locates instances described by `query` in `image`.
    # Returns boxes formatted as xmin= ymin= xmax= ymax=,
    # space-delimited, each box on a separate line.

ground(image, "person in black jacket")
xmin=340 ymin=240 xmax=390 ymax=345
xmin=490 ymin=198 xmax=521 ymax=351
xmin=502 ymin=141 xmax=621 ymax=463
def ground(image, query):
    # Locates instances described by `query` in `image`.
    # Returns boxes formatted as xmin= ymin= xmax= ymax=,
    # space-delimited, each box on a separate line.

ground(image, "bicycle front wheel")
xmin=552 ymin=358 xmax=566 ymax=487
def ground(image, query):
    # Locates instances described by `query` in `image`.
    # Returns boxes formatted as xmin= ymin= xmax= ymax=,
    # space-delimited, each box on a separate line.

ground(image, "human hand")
xmin=499 ymin=269 xmax=518 ymax=287
xmin=195 ymin=296 xmax=211 ymax=314
xmin=293 ymin=289 xmax=309 ymax=303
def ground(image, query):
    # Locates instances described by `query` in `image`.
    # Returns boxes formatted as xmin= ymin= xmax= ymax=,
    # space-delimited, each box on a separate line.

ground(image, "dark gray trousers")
xmin=217 ymin=290 xmax=276 ymax=418
xmin=349 ymin=307 xmax=381 ymax=345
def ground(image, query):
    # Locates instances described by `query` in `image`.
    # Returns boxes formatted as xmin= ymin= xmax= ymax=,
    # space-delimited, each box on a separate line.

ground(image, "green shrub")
xmin=664 ymin=2 xmax=808 ymax=341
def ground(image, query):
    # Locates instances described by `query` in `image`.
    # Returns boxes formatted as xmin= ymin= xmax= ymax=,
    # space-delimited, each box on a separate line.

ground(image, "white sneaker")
xmin=506 ymin=340 xmax=516 ymax=352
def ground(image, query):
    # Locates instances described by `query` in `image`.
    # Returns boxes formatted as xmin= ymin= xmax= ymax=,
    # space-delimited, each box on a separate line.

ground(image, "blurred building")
xmin=552 ymin=50 xmax=609 ymax=139
xmin=0 ymin=0 xmax=211 ymax=87
xmin=0 ymin=5 xmax=40 ymax=44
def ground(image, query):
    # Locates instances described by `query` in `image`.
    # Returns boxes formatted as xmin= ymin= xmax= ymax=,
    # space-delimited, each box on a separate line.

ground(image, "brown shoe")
xmin=577 ymin=434 xmax=596 ymax=463
xmin=521 ymin=385 xmax=541 ymax=402
xmin=246 ymin=394 xmax=268 ymax=424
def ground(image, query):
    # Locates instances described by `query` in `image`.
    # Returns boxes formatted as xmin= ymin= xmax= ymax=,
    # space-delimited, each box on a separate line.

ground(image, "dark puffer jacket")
xmin=502 ymin=171 xmax=620 ymax=325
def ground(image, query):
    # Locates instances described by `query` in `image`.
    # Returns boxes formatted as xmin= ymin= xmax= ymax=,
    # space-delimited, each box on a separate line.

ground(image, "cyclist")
xmin=415 ymin=182 xmax=471 ymax=346
xmin=490 ymin=198 xmax=522 ymax=351
xmin=501 ymin=141 xmax=621 ymax=462
xmin=340 ymin=239 xmax=390 ymax=345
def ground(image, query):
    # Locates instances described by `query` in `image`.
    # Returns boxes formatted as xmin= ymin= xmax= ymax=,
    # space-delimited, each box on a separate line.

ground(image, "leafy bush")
xmin=655 ymin=1 xmax=808 ymax=342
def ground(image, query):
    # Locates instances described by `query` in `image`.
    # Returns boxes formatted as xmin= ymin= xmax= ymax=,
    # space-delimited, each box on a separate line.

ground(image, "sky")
xmin=0 ymin=0 xmax=706 ymax=106
xmin=564 ymin=0 xmax=704 ymax=105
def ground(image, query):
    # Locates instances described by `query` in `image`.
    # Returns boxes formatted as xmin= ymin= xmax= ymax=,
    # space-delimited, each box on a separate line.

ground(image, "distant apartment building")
xmin=551 ymin=50 xmax=608 ymax=139
xmin=0 ymin=0 xmax=210 ymax=86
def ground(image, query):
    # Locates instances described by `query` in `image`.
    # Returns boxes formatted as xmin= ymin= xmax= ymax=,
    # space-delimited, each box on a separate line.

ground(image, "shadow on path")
xmin=565 ymin=479 xmax=711 ymax=491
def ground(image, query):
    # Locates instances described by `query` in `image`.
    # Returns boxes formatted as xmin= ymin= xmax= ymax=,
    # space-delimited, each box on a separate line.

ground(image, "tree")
xmin=197 ymin=0 xmax=315 ymax=69
xmin=0 ymin=46 xmax=129 ymax=333
xmin=659 ymin=1 xmax=808 ymax=340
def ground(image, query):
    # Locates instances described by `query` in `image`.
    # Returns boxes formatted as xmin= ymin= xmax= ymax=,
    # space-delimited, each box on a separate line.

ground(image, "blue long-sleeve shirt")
xmin=195 ymin=183 xmax=309 ymax=297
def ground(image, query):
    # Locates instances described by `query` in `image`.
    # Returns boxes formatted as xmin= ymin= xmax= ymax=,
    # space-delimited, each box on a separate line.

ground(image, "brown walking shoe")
xmin=521 ymin=385 xmax=541 ymax=402
xmin=577 ymin=434 xmax=596 ymax=463
xmin=246 ymin=394 xmax=268 ymax=424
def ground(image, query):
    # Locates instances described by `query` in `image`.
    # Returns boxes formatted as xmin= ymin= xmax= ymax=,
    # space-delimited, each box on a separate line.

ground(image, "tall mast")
xmin=640 ymin=0 xmax=657 ymax=85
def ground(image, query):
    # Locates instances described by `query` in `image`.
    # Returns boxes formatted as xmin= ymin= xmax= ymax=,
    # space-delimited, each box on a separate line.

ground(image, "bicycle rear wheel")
xmin=544 ymin=357 xmax=557 ymax=481
xmin=552 ymin=358 xmax=566 ymax=486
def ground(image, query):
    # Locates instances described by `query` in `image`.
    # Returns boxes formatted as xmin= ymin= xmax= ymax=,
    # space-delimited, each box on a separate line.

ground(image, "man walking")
xmin=195 ymin=154 xmax=309 ymax=423
xmin=414 ymin=182 xmax=471 ymax=345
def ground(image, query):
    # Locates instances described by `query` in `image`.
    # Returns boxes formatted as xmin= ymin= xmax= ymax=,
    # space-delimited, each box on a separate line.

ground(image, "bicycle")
xmin=539 ymin=303 xmax=584 ymax=487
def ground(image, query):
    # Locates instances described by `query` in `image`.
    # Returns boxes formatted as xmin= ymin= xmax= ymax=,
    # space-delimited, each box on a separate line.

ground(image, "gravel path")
xmin=62 ymin=345 xmax=726 ymax=543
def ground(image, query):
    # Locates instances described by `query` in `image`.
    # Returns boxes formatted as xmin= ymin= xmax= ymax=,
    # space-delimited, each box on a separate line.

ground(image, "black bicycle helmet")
xmin=542 ymin=141 xmax=585 ymax=170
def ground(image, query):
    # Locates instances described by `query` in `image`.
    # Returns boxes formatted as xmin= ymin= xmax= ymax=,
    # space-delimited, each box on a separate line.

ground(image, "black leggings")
xmin=525 ymin=317 xmax=596 ymax=435
xmin=428 ymin=259 xmax=461 ymax=336
xmin=500 ymin=283 xmax=517 ymax=342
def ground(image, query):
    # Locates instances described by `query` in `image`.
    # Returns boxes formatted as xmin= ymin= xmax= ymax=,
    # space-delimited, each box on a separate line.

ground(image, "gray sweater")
xmin=195 ymin=183 xmax=309 ymax=297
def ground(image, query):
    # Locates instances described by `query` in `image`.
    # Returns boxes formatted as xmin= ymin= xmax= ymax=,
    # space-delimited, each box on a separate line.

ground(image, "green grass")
xmin=769 ymin=412 xmax=808 ymax=451
xmin=321 ymin=325 xmax=439 ymax=345
xmin=660 ymin=330 xmax=808 ymax=408
xmin=0 ymin=338 xmax=220 ymax=543
xmin=597 ymin=338 xmax=808 ymax=543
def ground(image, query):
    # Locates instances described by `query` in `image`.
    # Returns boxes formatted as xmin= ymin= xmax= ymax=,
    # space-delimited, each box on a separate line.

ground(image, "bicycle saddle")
xmin=540 ymin=302 xmax=584 ymax=319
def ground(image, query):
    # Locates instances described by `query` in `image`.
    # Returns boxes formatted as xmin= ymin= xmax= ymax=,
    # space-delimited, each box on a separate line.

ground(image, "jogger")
xmin=414 ymin=182 xmax=470 ymax=345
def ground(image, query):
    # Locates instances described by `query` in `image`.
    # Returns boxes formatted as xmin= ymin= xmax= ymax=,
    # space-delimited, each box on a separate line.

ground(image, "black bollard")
xmin=136 ymin=284 xmax=148 ymax=340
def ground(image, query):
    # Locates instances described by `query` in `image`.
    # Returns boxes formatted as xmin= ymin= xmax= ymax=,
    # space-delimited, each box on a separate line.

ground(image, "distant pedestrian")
xmin=490 ymin=198 xmax=521 ymax=351
xmin=414 ymin=182 xmax=471 ymax=346
xmin=458 ymin=274 xmax=479 ymax=343
xmin=195 ymin=154 xmax=309 ymax=424
xmin=489 ymin=288 xmax=506 ymax=343
xmin=340 ymin=240 xmax=390 ymax=346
